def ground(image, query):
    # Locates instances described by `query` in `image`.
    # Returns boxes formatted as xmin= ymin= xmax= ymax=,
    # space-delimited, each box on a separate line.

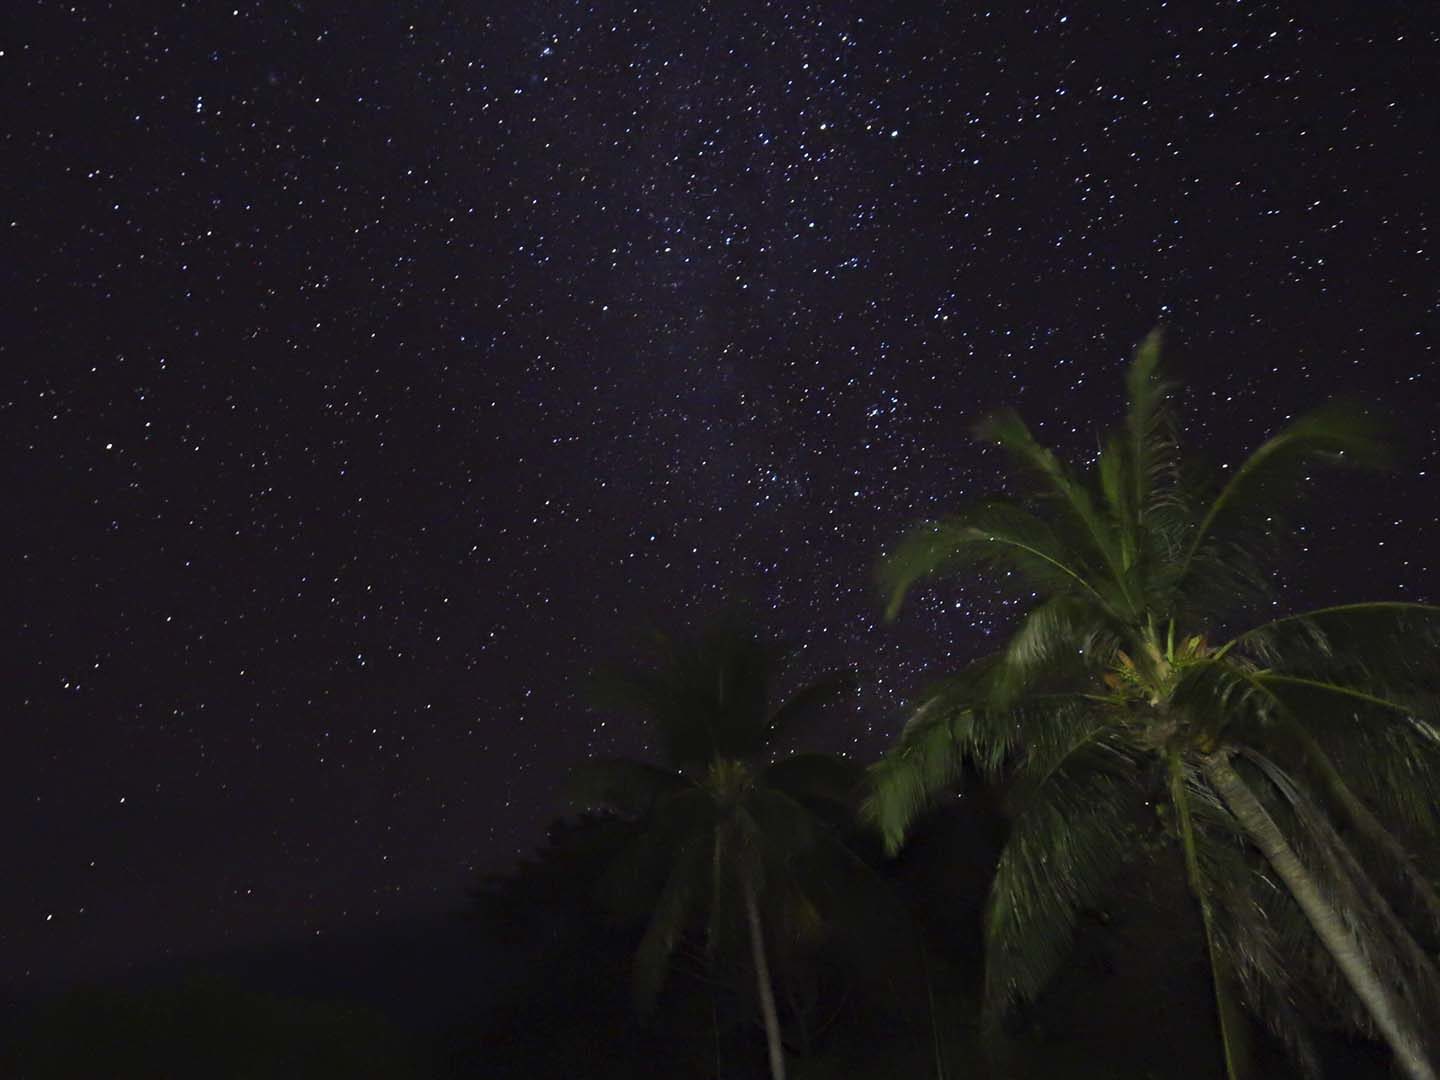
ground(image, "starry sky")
xmin=5 ymin=1 xmax=1437 ymax=995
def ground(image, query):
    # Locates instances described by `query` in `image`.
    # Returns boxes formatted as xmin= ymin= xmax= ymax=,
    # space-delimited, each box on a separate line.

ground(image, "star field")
xmin=4 ymin=2 xmax=1437 ymax=992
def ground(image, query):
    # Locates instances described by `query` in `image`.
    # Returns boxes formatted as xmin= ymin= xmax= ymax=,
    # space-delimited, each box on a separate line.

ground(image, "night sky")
xmin=6 ymin=2 xmax=1437 ymax=997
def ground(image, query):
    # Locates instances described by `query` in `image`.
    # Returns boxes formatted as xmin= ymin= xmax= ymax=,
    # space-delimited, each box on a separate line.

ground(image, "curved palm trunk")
xmin=1252 ymin=745 xmax=1440 ymax=1017
xmin=741 ymin=868 xmax=787 ymax=1080
xmin=1168 ymin=754 xmax=1250 ymax=1080
xmin=1204 ymin=752 xmax=1436 ymax=1080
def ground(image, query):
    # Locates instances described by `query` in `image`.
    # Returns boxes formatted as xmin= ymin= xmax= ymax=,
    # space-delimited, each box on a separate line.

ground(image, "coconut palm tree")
xmin=571 ymin=619 xmax=860 ymax=1080
xmin=864 ymin=330 xmax=1440 ymax=1080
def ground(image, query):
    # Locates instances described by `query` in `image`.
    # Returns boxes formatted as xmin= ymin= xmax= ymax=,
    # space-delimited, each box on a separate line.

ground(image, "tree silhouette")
xmin=572 ymin=617 xmax=860 ymax=1080
xmin=865 ymin=330 xmax=1440 ymax=1080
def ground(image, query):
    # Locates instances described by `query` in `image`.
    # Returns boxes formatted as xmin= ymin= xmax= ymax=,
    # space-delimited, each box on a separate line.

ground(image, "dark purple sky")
xmin=5 ymin=1 xmax=1436 ymax=994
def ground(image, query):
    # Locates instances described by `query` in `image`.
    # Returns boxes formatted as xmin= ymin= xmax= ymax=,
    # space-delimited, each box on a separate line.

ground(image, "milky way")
xmin=6 ymin=2 xmax=1436 ymax=990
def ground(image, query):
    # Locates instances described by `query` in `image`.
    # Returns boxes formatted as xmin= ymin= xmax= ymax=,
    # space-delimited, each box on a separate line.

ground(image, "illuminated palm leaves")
xmin=866 ymin=329 xmax=1440 ymax=1076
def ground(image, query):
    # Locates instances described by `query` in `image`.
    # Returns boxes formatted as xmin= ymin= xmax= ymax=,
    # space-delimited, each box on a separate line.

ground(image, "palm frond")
xmin=1183 ymin=786 xmax=1325 ymax=1078
xmin=586 ymin=665 xmax=672 ymax=719
xmin=1169 ymin=658 xmax=1279 ymax=745
xmin=586 ymin=663 xmax=721 ymax=771
xmin=863 ymin=671 xmax=1097 ymax=856
xmin=1241 ymin=749 xmax=1440 ymax=1050
xmin=1124 ymin=326 xmax=1180 ymax=522
xmin=1180 ymin=403 xmax=1390 ymax=584
xmin=632 ymin=832 xmax=712 ymax=1012
xmin=975 ymin=407 xmax=1137 ymax=611
xmin=1096 ymin=328 xmax=1180 ymax=573
xmin=766 ymin=670 xmax=858 ymax=740
xmin=597 ymin=787 xmax=716 ymax=920
xmin=1264 ymin=698 xmax=1440 ymax=933
xmin=568 ymin=757 xmax=688 ymax=816
xmin=1174 ymin=534 xmax=1277 ymax=626
xmin=1197 ymin=667 xmax=1440 ymax=932
xmin=1235 ymin=602 xmax=1440 ymax=693
xmin=763 ymin=752 xmax=864 ymax=814
xmin=745 ymin=788 xmax=822 ymax=862
xmin=1097 ymin=433 xmax=1131 ymax=541
xmin=1002 ymin=698 xmax=1127 ymax=810
xmin=861 ymin=696 xmax=977 ymax=855
xmin=983 ymin=747 xmax=1138 ymax=1024
xmin=590 ymin=620 xmax=793 ymax=770
xmin=986 ymin=594 xmax=1116 ymax=706
xmin=879 ymin=503 xmax=1109 ymax=622
xmin=1248 ymin=669 xmax=1440 ymax=837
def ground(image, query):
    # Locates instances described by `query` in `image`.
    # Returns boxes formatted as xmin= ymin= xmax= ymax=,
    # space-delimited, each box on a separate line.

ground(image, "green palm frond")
xmin=861 ymin=688 xmax=983 ymax=854
xmin=1180 ymin=404 xmax=1390 ymax=584
xmin=1235 ymin=602 xmax=1440 ymax=692
xmin=879 ymin=503 xmax=1109 ymax=621
xmin=587 ymin=663 xmax=722 ymax=771
xmin=1244 ymin=669 xmax=1440 ymax=837
xmin=1243 ymin=827 xmax=1376 ymax=1040
xmin=1174 ymin=534 xmax=1277 ymax=625
xmin=745 ymin=788 xmax=821 ymax=864
xmin=632 ymin=832 xmax=711 ymax=1012
xmin=863 ymin=677 xmax=1101 ymax=856
xmin=763 ymin=752 xmax=864 ymax=814
xmin=766 ymin=670 xmax=858 ymax=740
xmin=1191 ymin=822 xmax=1324 ymax=1078
xmin=589 ymin=621 xmax=796 ymax=770
xmin=987 ymin=594 xmax=1116 ymax=705
xmin=1124 ymin=326 xmax=1179 ymax=522
xmin=597 ymin=786 xmax=716 ymax=920
xmin=1201 ymin=670 xmax=1440 ymax=935
xmin=858 ymin=656 xmax=1031 ymax=852
xmin=1264 ymin=700 xmax=1440 ymax=931
xmin=1187 ymin=755 xmax=1379 ymax=1044
xmin=1002 ymin=698 xmax=1131 ymax=813
xmin=983 ymin=754 xmax=1138 ymax=1024
xmin=1242 ymin=749 xmax=1440 ymax=1044
xmin=1096 ymin=328 xmax=1179 ymax=570
xmin=586 ymin=665 xmax=672 ymax=720
xmin=975 ymin=407 xmax=1135 ymax=609
xmin=1169 ymin=659 xmax=1279 ymax=745
xmin=1320 ymin=721 xmax=1440 ymax=839
xmin=568 ymin=757 xmax=688 ymax=816
xmin=1097 ymin=433 xmax=1133 ymax=540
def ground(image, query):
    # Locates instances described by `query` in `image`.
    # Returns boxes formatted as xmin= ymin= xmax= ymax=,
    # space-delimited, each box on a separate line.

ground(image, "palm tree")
xmin=571 ymin=618 xmax=860 ymax=1080
xmin=864 ymin=330 xmax=1440 ymax=1080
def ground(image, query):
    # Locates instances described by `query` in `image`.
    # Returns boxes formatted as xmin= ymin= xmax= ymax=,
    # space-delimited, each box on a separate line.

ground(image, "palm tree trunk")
xmin=1204 ymin=751 xmax=1436 ymax=1080
xmin=741 ymin=868 xmax=787 ymax=1080
xmin=918 ymin=939 xmax=947 ymax=1080
xmin=1168 ymin=754 xmax=1249 ymax=1080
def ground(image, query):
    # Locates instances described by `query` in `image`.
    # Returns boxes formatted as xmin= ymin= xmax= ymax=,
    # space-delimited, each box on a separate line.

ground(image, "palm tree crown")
xmin=572 ymin=618 xmax=859 ymax=1080
xmin=866 ymin=330 xmax=1440 ymax=1079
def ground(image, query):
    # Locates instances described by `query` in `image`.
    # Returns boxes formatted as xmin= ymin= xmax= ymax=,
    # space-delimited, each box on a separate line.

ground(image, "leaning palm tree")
xmin=571 ymin=618 xmax=859 ymax=1080
xmin=865 ymin=330 xmax=1440 ymax=1080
